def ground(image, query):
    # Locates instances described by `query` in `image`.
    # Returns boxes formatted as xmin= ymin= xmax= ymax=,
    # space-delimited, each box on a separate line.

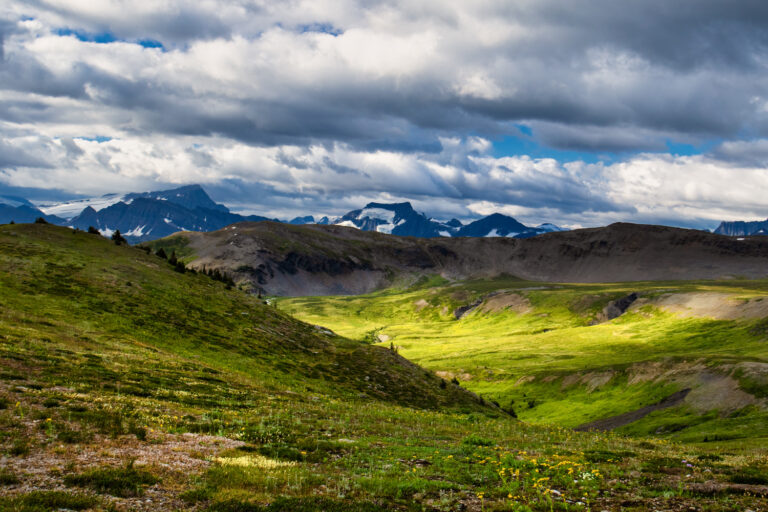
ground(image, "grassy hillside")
xmin=279 ymin=278 xmax=768 ymax=444
xmin=2 ymin=224 xmax=768 ymax=511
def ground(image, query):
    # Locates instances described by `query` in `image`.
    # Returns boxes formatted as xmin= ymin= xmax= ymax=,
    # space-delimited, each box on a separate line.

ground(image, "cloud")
xmin=1 ymin=1 xmax=768 ymax=228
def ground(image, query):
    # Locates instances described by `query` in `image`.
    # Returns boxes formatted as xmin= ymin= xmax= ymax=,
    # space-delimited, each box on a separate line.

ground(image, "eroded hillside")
xmin=147 ymin=222 xmax=768 ymax=296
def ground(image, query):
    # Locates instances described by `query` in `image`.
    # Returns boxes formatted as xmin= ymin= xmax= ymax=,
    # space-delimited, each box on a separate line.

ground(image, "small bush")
xmin=584 ymin=449 xmax=636 ymax=463
xmin=180 ymin=486 xmax=214 ymax=504
xmin=58 ymin=428 xmax=89 ymax=444
xmin=206 ymin=497 xmax=383 ymax=512
xmin=6 ymin=490 xmax=98 ymax=511
xmin=34 ymin=217 xmax=48 ymax=224
xmin=111 ymin=230 xmax=127 ymax=245
xmin=64 ymin=460 xmax=159 ymax=497
xmin=0 ymin=469 xmax=20 ymax=485
xmin=461 ymin=433 xmax=494 ymax=447
xmin=9 ymin=440 xmax=30 ymax=456
xmin=87 ymin=226 xmax=100 ymax=235
xmin=42 ymin=398 xmax=59 ymax=408
xmin=730 ymin=464 xmax=768 ymax=485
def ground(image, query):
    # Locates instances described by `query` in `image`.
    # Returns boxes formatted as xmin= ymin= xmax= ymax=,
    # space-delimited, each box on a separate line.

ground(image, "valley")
xmin=278 ymin=278 xmax=768 ymax=444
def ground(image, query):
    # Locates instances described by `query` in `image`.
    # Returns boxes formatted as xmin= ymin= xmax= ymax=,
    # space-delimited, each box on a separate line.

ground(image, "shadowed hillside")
xmin=148 ymin=221 xmax=768 ymax=296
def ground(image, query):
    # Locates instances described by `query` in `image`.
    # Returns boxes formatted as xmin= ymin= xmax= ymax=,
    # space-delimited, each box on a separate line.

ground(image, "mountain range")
xmin=0 ymin=184 xmax=567 ymax=243
xmin=714 ymin=218 xmax=768 ymax=237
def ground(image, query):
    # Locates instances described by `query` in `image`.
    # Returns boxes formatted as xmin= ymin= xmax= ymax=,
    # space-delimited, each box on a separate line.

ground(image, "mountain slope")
xmin=68 ymin=197 xmax=271 ymax=243
xmin=147 ymin=221 xmax=768 ymax=296
xmin=0 ymin=194 xmax=65 ymax=224
xmin=456 ymin=212 xmax=530 ymax=237
xmin=45 ymin=185 xmax=273 ymax=243
xmin=0 ymin=223 xmax=487 ymax=411
xmin=336 ymin=202 xmax=443 ymax=237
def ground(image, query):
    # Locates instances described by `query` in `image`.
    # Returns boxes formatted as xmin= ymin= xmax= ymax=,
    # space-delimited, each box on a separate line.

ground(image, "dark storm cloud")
xmin=4 ymin=1 xmax=768 ymax=152
xmin=1 ymin=1 xmax=768 ymax=227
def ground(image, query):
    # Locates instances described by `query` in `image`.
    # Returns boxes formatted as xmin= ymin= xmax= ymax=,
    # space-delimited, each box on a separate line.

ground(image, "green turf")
xmin=278 ymin=277 xmax=768 ymax=441
xmin=1 ymin=223 xmax=766 ymax=511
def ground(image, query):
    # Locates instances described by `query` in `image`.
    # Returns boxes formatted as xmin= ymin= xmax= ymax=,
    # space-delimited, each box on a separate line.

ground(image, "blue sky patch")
xmin=76 ymin=136 xmax=112 ymax=143
xmin=55 ymin=28 xmax=165 ymax=51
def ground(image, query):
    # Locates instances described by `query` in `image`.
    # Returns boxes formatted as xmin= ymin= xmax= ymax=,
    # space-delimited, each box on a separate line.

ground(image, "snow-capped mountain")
xmin=536 ymin=223 xmax=569 ymax=233
xmin=335 ymin=202 xmax=445 ymax=237
xmin=0 ymin=195 xmax=65 ymax=224
xmin=334 ymin=203 xmax=566 ymax=239
xmin=289 ymin=215 xmax=332 ymax=225
xmin=714 ymin=218 xmax=768 ymax=237
xmin=38 ymin=193 xmax=126 ymax=219
xmin=5 ymin=184 xmax=566 ymax=243
xmin=35 ymin=185 xmax=272 ymax=243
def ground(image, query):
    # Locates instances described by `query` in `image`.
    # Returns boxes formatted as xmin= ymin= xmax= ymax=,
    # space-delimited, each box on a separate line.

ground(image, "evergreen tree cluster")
xmin=111 ymin=230 xmax=127 ymax=245
xmin=200 ymin=265 xmax=236 ymax=288
xmin=152 ymin=246 xmax=235 ymax=288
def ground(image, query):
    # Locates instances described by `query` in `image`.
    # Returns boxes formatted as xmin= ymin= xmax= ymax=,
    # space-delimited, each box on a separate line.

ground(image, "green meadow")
xmin=1 ymin=224 xmax=767 ymax=511
xmin=278 ymin=277 xmax=768 ymax=443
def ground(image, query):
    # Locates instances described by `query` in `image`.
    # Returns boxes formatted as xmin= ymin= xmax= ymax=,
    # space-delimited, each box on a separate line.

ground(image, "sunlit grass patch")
xmin=214 ymin=454 xmax=297 ymax=468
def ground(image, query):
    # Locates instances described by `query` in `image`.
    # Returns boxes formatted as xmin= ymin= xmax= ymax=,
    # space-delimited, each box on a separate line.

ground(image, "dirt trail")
xmin=574 ymin=388 xmax=691 ymax=431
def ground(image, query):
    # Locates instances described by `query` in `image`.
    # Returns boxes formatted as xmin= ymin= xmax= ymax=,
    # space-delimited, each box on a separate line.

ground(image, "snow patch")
xmin=438 ymin=230 xmax=451 ymax=237
xmin=337 ymin=220 xmax=359 ymax=229
xmin=484 ymin=229 xmax=499 ymax=237
xmin=163 ymin=217 xmax=173 ymax=224
xmin=98 ymin=227 xmax=115 ymax=237
xmin=0 ymin=197 xmax=29 ymax=208
xmin=38 ymin=194 xmax=126 ymax=219
xmin=376 ymin=223 xmax=395 ymax=234
xmin=359 ymin=208 xmax=396 ymax=224
xmin=125 ymin=225 xmax=146 ymax=237
xmin=537 ymin=223 xmax=567 ymax=232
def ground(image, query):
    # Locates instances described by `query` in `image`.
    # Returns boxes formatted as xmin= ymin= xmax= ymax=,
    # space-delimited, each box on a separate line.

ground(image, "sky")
xmin=1 ymin=1 xmax=768 ymax=228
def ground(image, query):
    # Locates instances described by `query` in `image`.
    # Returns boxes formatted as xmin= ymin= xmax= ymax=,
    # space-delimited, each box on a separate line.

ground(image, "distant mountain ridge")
xmin=714 ymin=218 xmax=768 ymax=237
xmin=332 ymin=201 xmax=562 ymax=239
xmin=1 ymin=184 xmax=565 ymax=243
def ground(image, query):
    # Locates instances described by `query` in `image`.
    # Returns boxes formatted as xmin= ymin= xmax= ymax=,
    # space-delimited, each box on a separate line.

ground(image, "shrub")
xmin=58 ymin=428 xmax=89 ymax=444
xmin=34 ymin=217 xmax=48 ymax=224
xmin=111 ymin=230 xmax=127 ymax=245
xmin=9 ymin=440 xmax=30 ymax=456
xmin=87 ymin=226 xmax=100 ymax=235
xmin=0 ymin=469 xmax=20 ymax=485
xmin=64 ymin=460 xmax=159 ymax=497
xmin=461 ymin=433 xmax=494 ymax=447
xmin=730 ymin=464 xmax=768 ymax=485
xmin=42 ymin=398 xmax=59 ymax=408
xmin=5 ymin=491 xmax=98 ymax=511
